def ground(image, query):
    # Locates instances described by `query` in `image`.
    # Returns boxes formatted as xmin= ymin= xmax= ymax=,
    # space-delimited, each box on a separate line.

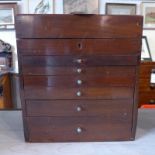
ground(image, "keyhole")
xmin=78 ymin=43 xmax=82 ymax=49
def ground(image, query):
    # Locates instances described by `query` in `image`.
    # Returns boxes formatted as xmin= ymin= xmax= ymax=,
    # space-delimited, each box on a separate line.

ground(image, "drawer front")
xmin=16 ymin=15 xmax=142 ymax=38
xmin=26 ymin=99 xmax=133 ymax=117
xmin=26 ymin=116 xmax=132 ymax=142
xmin=18 ymin=39 xmax=141 ymax=56
xmin=23 ymin=73 xmax=135 ymax=88
xmin=140 ymin=64 xmax=155 ymax=78
xmin=139 ymin=78 xmax=155 ymax=91
xmin=22 ymin=66 xmax=136 ymax=76
xmin=139 ymin=92 xmax=155 ymax=104
xmin=24 ymin=87 xmax=133 ymax=100
xmin=21 ymin=55 xmax=139 ymax=67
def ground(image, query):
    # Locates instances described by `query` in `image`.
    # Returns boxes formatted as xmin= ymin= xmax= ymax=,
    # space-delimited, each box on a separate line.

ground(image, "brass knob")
xmin=76 ymin=91 xmax=82 ymax=97
xmin=77 ymin=68 xmax=82 ymax=73
xmin=76 ymin=127 xmax=82 ymax=133
xmin=76 ymin=106 xmax=82 ymax=112
xmin=77 ymin=80 xmax=82 ymax=85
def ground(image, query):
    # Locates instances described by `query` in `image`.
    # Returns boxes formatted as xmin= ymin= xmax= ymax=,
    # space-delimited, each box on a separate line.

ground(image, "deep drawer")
xmin=17 ymin=39 xmax=141 ymax=56
xmin=24 ymin=87 xmax=134 ymax=100
xmin=26 ymin=116 xmax=132 ymax=142
xmin=23 ymin=73 xmax=135 ymax=88
xmin=21 ymin=55 xmax=139 ymax=67
xmin=25 ymin=99 xmax=133 ymax=117
xmin=22 ymin=66 xmax=136 ymax=76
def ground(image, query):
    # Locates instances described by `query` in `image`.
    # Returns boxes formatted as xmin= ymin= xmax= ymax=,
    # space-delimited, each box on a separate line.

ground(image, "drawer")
xmin=21 ymin=55 xmax=139 ymax=67
xmin=140 ymin=65 xmax=155 ymax=78
xmin=25 ymin=99 xmax=133 ymax=117
xmin=24 ymin=87 xmax=133 ymax=100
xmin=139 ymin=78 xmax=155 ymax=91
xmin=22 ymin=66 xmax=136 ymax=76
xmin=139 ymin=92 xmax=155 ymax=104
xmin=26 ymin=116 xmax=132 ymax=142
xmin=17 ymin=39 xmax=141 ymax=56
xmin=23 ymin=73 xmax=135 ymax=88
xmin=16 ymin=15 xmax=142 ymax=39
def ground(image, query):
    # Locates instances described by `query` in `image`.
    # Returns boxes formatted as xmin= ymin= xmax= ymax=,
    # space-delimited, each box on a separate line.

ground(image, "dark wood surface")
xmin=27 ymin=116 xmax=132 ymax=142
xmin=139 ymin=61 xmax=155 ymax=106
xmin=16 ymin=15 xmax=143 ymax=39
xmin=22 ymin=66 xmax=135 ymax=76
xmin=21 ymin=55 xmax=139 ymax=67
xmin=26 ymin=99 xmax=133 ymax=117
xmin=24 ymin=87 xmax=133 ymax=100
xmin=16 ymin=15 xmax=143 ymax=142
xmin=17 ymin=39 xmax=141 ymax=55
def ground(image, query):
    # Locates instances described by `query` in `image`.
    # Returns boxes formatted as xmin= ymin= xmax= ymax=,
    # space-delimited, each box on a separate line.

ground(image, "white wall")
xmin=0 ymin=0 xmax=155 ymax=73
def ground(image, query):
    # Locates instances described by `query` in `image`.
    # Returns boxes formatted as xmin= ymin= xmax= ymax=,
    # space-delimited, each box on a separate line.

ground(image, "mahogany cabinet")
xmin=139 ymin=61 xmax=155 ymax=107
xmin=16 ymin=15 xmax=143 ymax=142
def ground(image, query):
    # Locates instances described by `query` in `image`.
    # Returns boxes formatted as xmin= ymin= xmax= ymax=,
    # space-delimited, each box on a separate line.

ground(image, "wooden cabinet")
xmin=16 ymin=15 xmax=143 ymax=142
xmin=139 ymin=61 xmax=155 ymax=107
xmin=0 ymin=73 xmax=12 ymax=109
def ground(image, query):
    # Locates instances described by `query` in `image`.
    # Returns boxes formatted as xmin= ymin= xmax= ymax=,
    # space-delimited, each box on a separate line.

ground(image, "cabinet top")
xmin=16 ymin=14 xmax=143 ymax=39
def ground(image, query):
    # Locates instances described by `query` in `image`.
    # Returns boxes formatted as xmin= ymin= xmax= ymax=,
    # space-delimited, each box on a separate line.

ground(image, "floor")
xmin=0 ymin=109 xmax=155 ymax=155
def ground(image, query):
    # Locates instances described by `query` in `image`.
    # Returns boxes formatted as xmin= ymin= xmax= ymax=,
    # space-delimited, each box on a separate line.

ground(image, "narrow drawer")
xmin=18 ymin=39 xmax=141 ymax=56
xmin=21 ymin=55 xmax=139 ymax=67
xmin=24 ymin=87 xmax=134 ymax=100
xmin=23 ymin=73 xmax=135 ymax=88
xmin=22 ymin=66 xmax=135 ymax=76
xmin=26 ymin=116 xmax=132 ymax=142
xmin=25 ymin=99 xmax=133 ymax=117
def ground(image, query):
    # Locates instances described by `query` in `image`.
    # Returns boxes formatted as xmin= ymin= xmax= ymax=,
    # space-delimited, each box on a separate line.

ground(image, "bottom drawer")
xmin=26 ymin=116 xmax=132 ymax=142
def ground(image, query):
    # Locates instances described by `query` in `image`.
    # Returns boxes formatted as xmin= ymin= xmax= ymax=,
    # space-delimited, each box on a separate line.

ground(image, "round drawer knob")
xmin=77 ymin=80 xmax=82 ymax=85
xmin=76 ymin=127 xmax=82 ymax=133
xmin=76 ymin=106 xmax=82 ymax=112
xmin=76 ymin=91 xmax=82 ymax=97
xmin=76 ymin=59 xmax=82 ymax=64
xmin=77 ymin=68 xmax=82 ymax=73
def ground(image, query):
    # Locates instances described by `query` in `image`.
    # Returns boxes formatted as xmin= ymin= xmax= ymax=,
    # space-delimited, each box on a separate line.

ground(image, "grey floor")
xmin=0 ymin=109 xmax=155 ymax=155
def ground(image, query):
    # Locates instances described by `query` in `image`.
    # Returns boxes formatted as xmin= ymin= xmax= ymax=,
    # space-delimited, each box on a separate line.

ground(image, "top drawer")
xmin=16 ymin=15 xmax=143 ymax=39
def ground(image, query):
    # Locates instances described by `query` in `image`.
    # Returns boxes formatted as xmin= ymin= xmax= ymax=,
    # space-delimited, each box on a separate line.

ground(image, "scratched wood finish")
xmin=16 ymin=15 xmax=143 ymax=142
xmin=139 ymin=61 xmax=155 ymax=106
